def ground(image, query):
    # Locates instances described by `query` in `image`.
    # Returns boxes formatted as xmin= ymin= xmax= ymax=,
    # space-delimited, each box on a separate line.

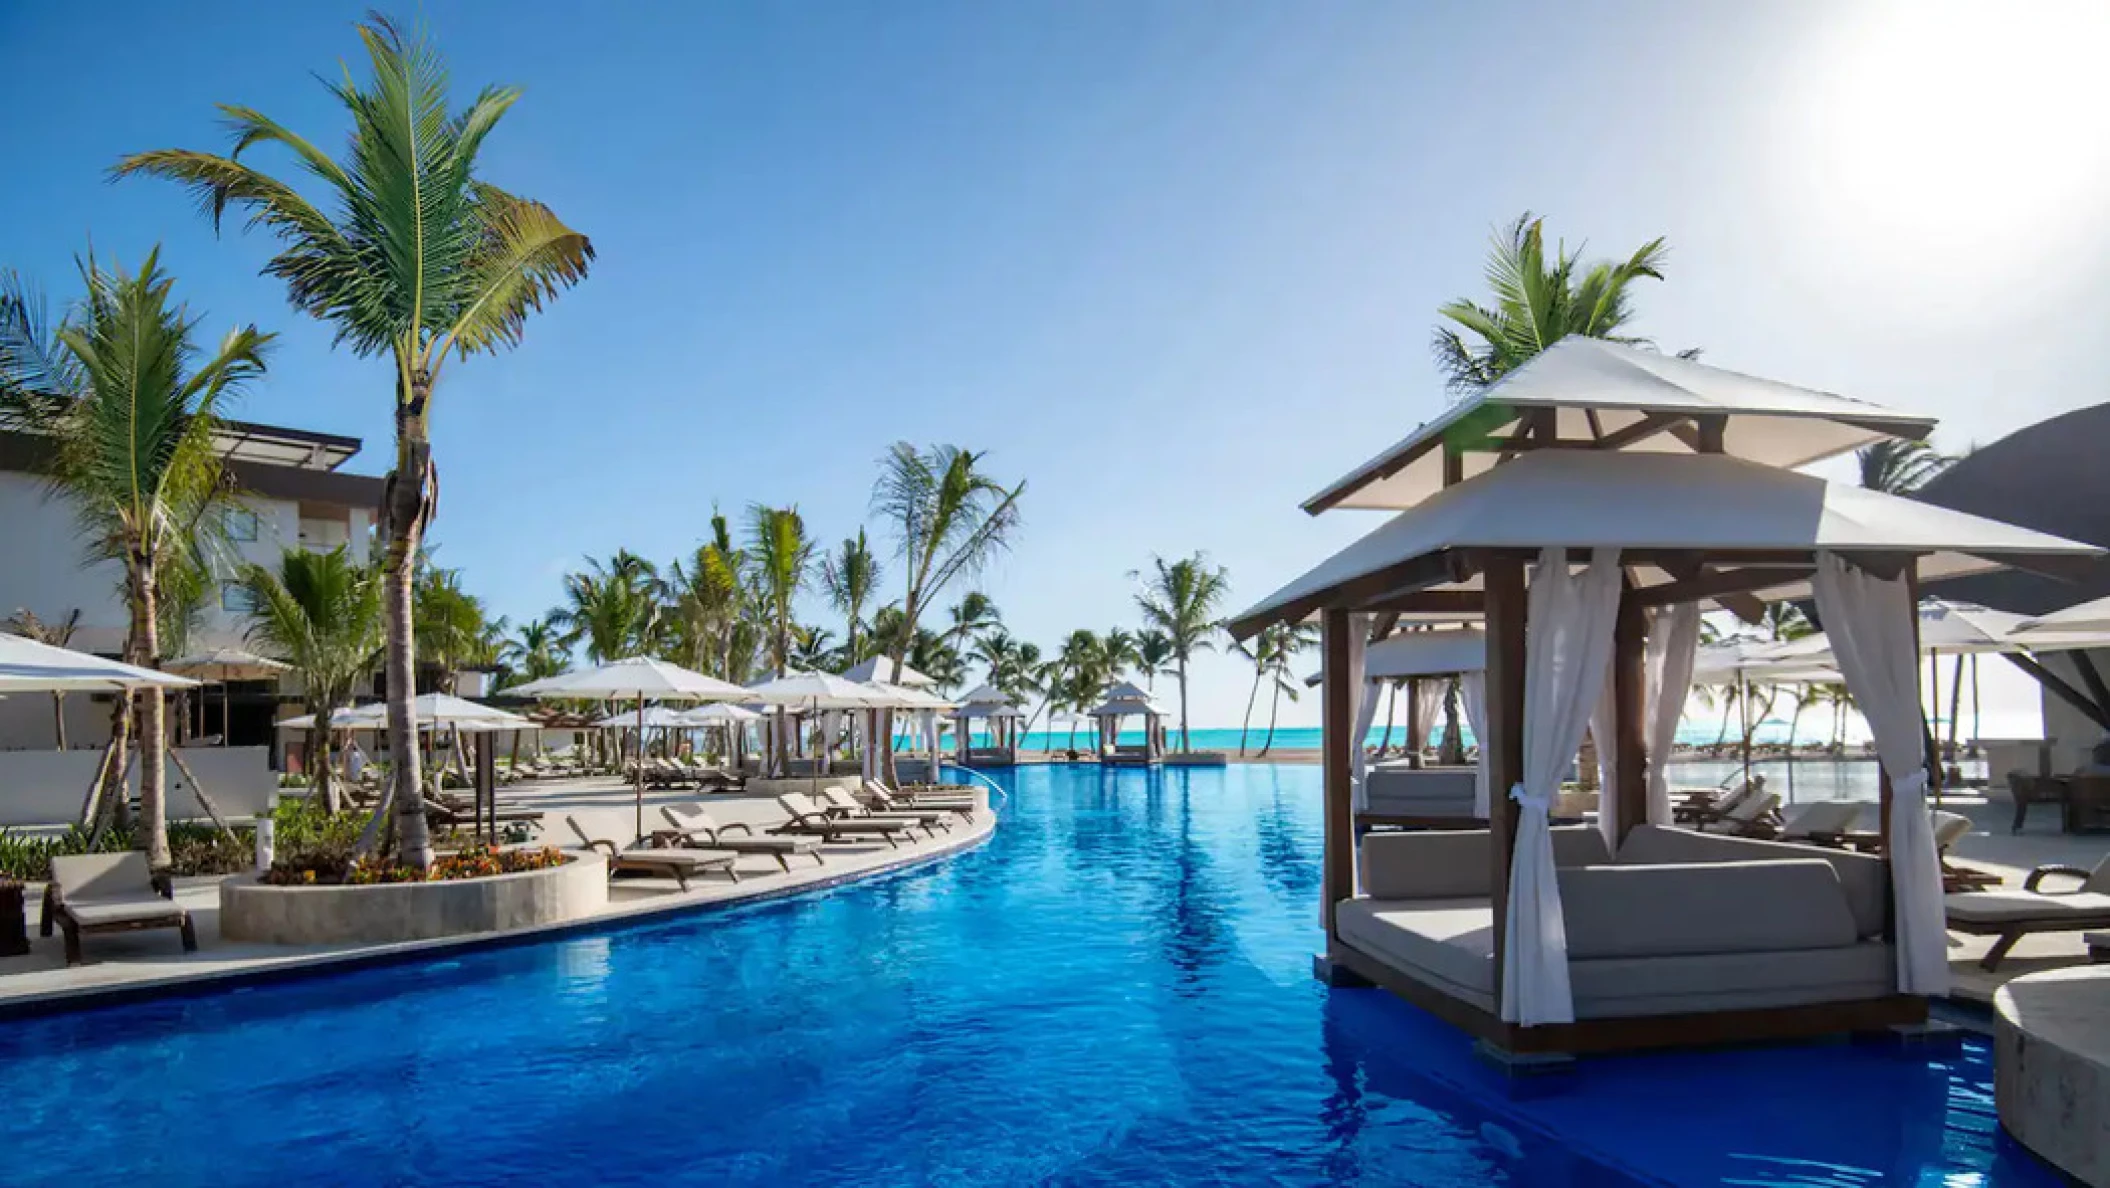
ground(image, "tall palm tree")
xmin=554 ymin=554 xmax=659 ymax=664
xmin=412 ymin=560 xmax=490 ymax=692
xmin=941 ymin=592 xmax=1002 ymax=654
xmin=5 ymin=608 xmax=83 ymax=749
xmin=1258 ymin=622 xmax=1318 ymax=755
xmin=239 ymin=547 xmax=382 ymax=813
xmin=1100 ymin=627 xmax=1140 ymax=681
xmin=1133 ymin=553 xmax=1231 ymax=754
xmin=1432 ymin=213 xmax=1668 ymax=397
xmin=116 ymin=15 xmax=593 ymax=869
xmin=871 ymin=443 xmax=1023 ymax=777
xmin=1231 ymin=632 xmax=1268 ymax=756
xmin=747 ymin=505 xmax=812 ymax=678
xmin=821 ymin=531 xmax=882 ymax=663
xmin=0 ymin=251 xmax=270 ymax=864
xmin=667 ymin=513 xmax=748 ymax=677
xmin=501 ymin=615 xmax=568 ymax=685
xmin=1856 ymin=439 xmax=1952 ymax=495
xmin=1135 ymin=630 xmax=1175 ymax=694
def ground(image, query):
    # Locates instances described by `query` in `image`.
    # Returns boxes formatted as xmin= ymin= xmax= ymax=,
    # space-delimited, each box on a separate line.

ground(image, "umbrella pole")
xmin=635 ymin=695 xmax=646 ymax=840
xmin=222 ymin=683 xmax=231 ymax=747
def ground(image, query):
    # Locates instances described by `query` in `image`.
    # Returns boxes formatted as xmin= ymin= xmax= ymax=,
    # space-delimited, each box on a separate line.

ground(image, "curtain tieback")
xmin=1508 ymin=782 xmax=1550 ymax=811
xmin=1890 ymin=768 xmax=1930 ymax=800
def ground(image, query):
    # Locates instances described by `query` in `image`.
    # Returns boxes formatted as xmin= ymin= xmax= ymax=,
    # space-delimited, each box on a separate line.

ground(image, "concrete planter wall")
xmin=220 ymin=853 xmax=608 ymax=946
xmin=1995 ymin=967 xmax=2110 ymax=1188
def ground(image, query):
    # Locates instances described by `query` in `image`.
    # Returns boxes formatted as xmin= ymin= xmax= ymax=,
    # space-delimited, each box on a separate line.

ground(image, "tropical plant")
xmin=5 ymin=608 xmax=82 ymax=749
xmin=666 ymin=513 xmax=749 ymax=678
xmin=746 ymin=505 xmax=812 ymax=679
xmin=1257 ymin=622 xmax=1318 ymax=755
xmin=1132 ymin=553 xmax=1230 ymax=754
xmin=871 ymin=443 xmax=1023 ymax=774
xmin=1856 ymin=439 xmax=1952 ymax=495
xmin=1431 ymin=213 xmax=1668 ymax=397
xmin=0 ymin=251 xmax=271 ymax=864
xmin=117 ymin=14 xmax=594 ymax=868
xmin=500 ymin=615 xmax=568 ymax=686
xmin=821 ymin=530 xmax=881 ymax=663
xmin=239 ymin=547 xmax=382 ymax=813
xmin=554 ymin=553 xmax=659 ymax=664
xmin=1134 ymin=630 xmax=1174 ymax=693
xmin=412 ymin=559 xmax=492 ymax=692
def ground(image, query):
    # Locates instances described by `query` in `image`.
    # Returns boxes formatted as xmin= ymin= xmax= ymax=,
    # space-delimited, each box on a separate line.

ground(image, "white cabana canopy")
xmin=507 ymin=657 xmax=752 ymax=702
xmin=676 ymin=702 xmax=762 ymax=725
xmin=1090 ymin=692 xmax=1167 ymax=718
xmin=1306 ymin=627 xmax=1486 ymax=687
xmin=747 ymin=670 xmax=898 ymax=709
xmin=591 ymin=705 xmax=696 ymax=730
xmin=163 ymin=647 xmax=290 ymax=682
xmin=839 ymin=656 xmax=937 ymax=687
xmin=0 ymin=633 xmax=199 ymax=693
xmin=864 ymin=682 xmax=956 ymax=710
xmin=1235 ymin=451 xmax=2100 ymax=638
xmin=279 ymin=693 xmax=535 ymax=733
xmin=1303 ymin=338 xmax=1936 ymax=513
xmin=2014 ymin=592 xmax=2110 ymax=641
xmin=957 ymin=681 xmax=1011 ymax=705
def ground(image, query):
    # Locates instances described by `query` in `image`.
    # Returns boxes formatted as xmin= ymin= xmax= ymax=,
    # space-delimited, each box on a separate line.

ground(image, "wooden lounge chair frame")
xmin=820 ymin=788 xmax=949 ymax=836
xmin=1949 ymin=861 xmax=2110 ymax=969
xmin=770 ymin=795 xmax=916 ymax=848
xmin=562 ymin=816 xmax=740 ymax=890
xmin=39 ymin=853 xmax=197 ymax=966
xmin=655 ymin=805 xmax=825 ymax=872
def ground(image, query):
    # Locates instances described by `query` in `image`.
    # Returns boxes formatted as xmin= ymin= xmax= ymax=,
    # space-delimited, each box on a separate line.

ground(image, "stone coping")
xmin=0 ymin=808 xmax=994 ymax=1019
xmin=1994 ymin=965 xmax=2110 ymax=1187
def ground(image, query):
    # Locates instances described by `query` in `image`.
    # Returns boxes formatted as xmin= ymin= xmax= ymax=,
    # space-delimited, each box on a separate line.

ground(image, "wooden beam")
xmin=1695 ymin=414 xmax=1727 ymax=453
xmin=1359 ymin=589 xmax=1487 ymax=617
xmin=1369 ymin=611 xmax=1400 ymax=642
xmin=1718 ymin=592 xmax=1768 ymax=625
xmin=1612 ymin=585 xmax=1648 ymax=844
xmin=2068 ymin=650 xmax=2110 ymax=724
xmin=1482 ymin=554 xmax=1527 ymax=1014
xmin=1463 ymin=434 xmax=1606 ymax=453
xmin=1321 ymin=610 xmax=1355 ymax=940
xmin=1226 ymin=550 xmax=1465 ymax=641
xmin=1583 ymin=409 xmax=1604 ymax=442
xmin=1594 ymin=411 xmax=1687 ymax=451
xmin=1632 ymin=566 xmax=1817 ymax=609
xmin=1441 ymin=443 xmax=1464 ymax=487
xmin=1404 ymin=677 xmax=1424 ymax=768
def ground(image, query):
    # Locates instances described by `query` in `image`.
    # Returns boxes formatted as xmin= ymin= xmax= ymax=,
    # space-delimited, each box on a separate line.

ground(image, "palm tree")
xmin=1133 ymin=553 xmax=1231 ymax=754
xmin=1100 ymin=627 xmax=1140 ymax=681
xmin=941 ymin=592 xmax=1002 ymax=653
xmin=500 ymin=615 xmax=568 ymax=686
xmin=412 ymin=560 xmax=491 ymax=692
xmin=0 ymin=251 xmax=270 ymax=864
xmin=116 ymin=15 xmax=593 ymax=869
xmin=554 ymin=555 xmax=659 ymax=664
xmin=1259 ymin=622 xmax=1319 ymax=755
xmin=821 ymin=530 xmax=881 ymax=663
xmin=871 ymin=443 xmax=1023 ymax=776
xmin=1231 ymin=633 xmax=1267 ymax=755
xmin=5 ymin=608 xmax=83 ymax=749
xmin=1135 ymin=630 xmax=1174 ymax=694
xmin=666 ymin=513 xmax=747 ymax=677
xmin=1432 ymin=213 xmax=1668 ymax=397
xmin=239 ymin=547 xmax=382 ymax=813
xmin=1856 ymin=439 xmax=1952 ymax=495
xmin=746 ymin=505 xmax=813 ymax=678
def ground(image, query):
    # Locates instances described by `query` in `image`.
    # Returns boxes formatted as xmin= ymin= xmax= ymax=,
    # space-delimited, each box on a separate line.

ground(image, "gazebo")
xmin=1309 ymin=627 xmax=1489 ymax=826
xmin=953 ymin=682 xmax=1026 ymax=765
xmin=1230 ymin=342 xmax=2099 ymax=1058
xmin=1090 ymin=681 xmax=1167 ymax=765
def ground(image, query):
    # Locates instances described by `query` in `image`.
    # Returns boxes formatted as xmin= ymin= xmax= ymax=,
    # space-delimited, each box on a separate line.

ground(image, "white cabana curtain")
xmin=1346 ymin=614 xmax=1374 ymax=812
xmin=1461 ymin=673 xmax=1488 ymax=817
xmin=919 ymin=708 xmax=940 ymax=780
xmin=1644 ymin=604 xmax=1702 ymax=828
xmin=1411 ymin=680 xmax=1444 ymax=755
xmin=1503 ymin=547 xmax=1624 ymax=1027
xmin=1811 ymin=553 xmax=1950 ymax=997
xmin=860 ymin=712 xmax=878 ymax=783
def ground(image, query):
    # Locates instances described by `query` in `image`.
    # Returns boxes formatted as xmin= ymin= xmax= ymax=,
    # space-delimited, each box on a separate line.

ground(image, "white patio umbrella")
xmin=590 ymin=704 xmax=696 ymax=730
xmin=281 ymin=693 xmax=534 ymax=733
xmin=0 ymin=632 xmax=199 ymax=692
xmin=839 ymin=656 xmax=937 ymax=687
xmin=675 ymin=701 xmax=763 ymax=769
xmin=164 ymin=647 xmax=291 ymax=747
xmin=2014 ymin=592 xmax=2110 ymax=638
xmin=509 ymin=658 xmax=755 ymax=835
xmin=746 ymin=671 xmax=896 ymax=795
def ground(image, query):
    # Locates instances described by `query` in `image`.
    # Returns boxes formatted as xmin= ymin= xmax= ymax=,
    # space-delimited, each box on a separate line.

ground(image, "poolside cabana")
xmin=1233 ymin=352 xmax=2097 ymax=1057
xmin=1310 ymin=628 xmax=1489 ymax=827
xmin=840 ymin=656 xmax=937 ymax=687
xmin=1090 ymin=681 xmax=1167 ymax=765
xmin=953 ymin=682 xmax=1026 ymax=765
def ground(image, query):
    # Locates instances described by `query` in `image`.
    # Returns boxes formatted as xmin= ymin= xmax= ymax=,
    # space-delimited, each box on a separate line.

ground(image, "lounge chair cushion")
xmin=1333 ymin=897 xmax=1495 ymax=1010
xmin=614 ymin=847 xmax=736 ymax=870
xmin=1560 ymin=861 xmax=1860 ymax=959
xmin=1360 ymin=827 xmax=1610 ymax=901
xmin=1364 ymin=767 xmax=1478 ymax=817
xmin=50 ymin=852 xmax=157 ymax=900
xmin=1944 ymin=890 xmax=2110 ymax=924
xmin=1615 ymin=824 xmax=1888 ymax=938
xmin=58 ymin=898 xmax=188 ymax=926
xmin=1570 ymin=943 xmax=1895 ymax=1018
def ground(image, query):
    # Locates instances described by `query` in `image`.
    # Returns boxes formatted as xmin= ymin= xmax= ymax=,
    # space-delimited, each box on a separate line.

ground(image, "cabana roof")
xmin=840 ymin=656 xmax=937 ymax=687
xmin=1090 ymin=694 xmax=1166 ymax=718
xmin=1303 ymin=339 xmax=1936 ymax=514
xmin=1235 ymin=450 xmax=2100 ymax=639
xmin=958 ymin=681 xmax=1011 ymax=705
xmin=1304 ymin=627 xmax=1485 ymax=687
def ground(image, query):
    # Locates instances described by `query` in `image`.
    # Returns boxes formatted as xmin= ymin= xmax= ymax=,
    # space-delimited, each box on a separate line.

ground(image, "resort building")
xmin=0 ymin=418 xmax=384 ymax=751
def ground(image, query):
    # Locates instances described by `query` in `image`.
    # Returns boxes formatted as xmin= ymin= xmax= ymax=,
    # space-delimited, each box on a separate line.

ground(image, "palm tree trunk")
xmin=52 ymin=692 xmax=67 ymax=750
xmin=100 ymin=693 xmax=133 ymax=833
xmin=1176 ymin=656 xmax=1191 ymax=754
xmin=383 ymin=412 xmax=434 ymax=867
xmin=309 ymin=721 xmax=337 ymax=815
xmin=1262 ymin=680 xmax=1284 ymax=755
xmin=1945 ymin=653 xmax=1965 ymax=757
xmin=1377 ymin=684 xmax=1397 ymax=754
xmin=130 ymin=558 xmax=170 ymax=868
xmin=1238 ymin=669 xmax=1260 ymax=755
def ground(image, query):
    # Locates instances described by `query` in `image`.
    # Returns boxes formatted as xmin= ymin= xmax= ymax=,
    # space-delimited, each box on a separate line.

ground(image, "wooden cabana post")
xmin=1481 ymin=553 xmax=1527 ymax=1010
xmin=1321 ymin=608 xmax=1355 ymax=941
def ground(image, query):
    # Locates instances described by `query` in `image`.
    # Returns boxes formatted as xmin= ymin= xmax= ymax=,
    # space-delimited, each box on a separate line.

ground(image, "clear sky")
xmin=5 ymin=1 xmax=2109 ymax=731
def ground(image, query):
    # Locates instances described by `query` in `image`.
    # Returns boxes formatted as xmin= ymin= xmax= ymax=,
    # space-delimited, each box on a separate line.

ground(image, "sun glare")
xmin=1781 ymin=1 xmax=2110 ymax=282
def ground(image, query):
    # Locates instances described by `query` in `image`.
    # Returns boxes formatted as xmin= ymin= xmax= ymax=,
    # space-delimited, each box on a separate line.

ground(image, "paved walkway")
xmin=0 ymin=778 xmax=992 ymax=1013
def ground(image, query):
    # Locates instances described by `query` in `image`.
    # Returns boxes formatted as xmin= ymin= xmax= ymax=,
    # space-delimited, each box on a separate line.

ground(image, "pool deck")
xmin=0 ymin=777 xmax=994 ymax=1016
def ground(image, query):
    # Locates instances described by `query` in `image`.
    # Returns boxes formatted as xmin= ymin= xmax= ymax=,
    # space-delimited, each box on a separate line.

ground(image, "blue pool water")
xmin=0 ymin=765 xmax=2055 ymax=1186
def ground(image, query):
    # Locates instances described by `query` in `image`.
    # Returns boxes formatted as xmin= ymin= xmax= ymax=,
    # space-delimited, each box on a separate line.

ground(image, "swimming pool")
xmin=0 ymin=764 xmax=2054 ymax=1185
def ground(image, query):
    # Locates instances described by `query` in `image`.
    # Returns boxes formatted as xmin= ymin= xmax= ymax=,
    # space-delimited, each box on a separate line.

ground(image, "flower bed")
xmin=263 ymin=844 xmax=567 ymax=886
xmin=221 ymin=850 xmax=607 ymax=946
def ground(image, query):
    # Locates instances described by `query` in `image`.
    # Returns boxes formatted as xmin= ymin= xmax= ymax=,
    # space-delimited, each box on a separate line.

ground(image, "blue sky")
xmin=5 ymin=1 xmax=2109 ymax=730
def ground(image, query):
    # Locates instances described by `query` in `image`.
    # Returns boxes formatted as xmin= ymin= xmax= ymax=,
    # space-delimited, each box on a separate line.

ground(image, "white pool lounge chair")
xmin=39 ymin=852 xmax=196 ymax=966
xmin=770 ymin=794 xmax=918 ymax=848
xmin=819 ymin=787 xmax=950 ymax=836
xmin=1947 ymin=854 xmax=2110 ymax=969
xmin=657 ymin=804 xmax=825 ymax=871
xmin=560 ymin=813 xmax=741 ymax=890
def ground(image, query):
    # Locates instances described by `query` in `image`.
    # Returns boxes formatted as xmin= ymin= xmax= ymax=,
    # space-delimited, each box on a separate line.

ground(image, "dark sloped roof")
xmin=1914 ymin=403 xmax=2110 ymax=614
